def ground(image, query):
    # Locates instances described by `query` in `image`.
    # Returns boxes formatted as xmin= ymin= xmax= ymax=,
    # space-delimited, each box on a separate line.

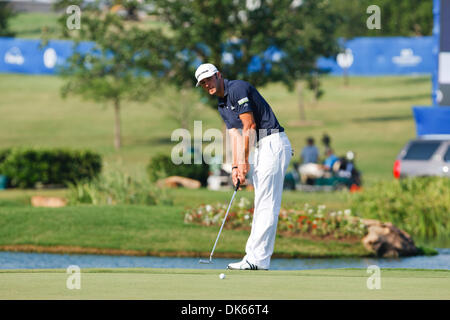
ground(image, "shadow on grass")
xmin=399 ymin=77 xmax=431 ymax=85
xmin=128 ymin=136 xmax=173 ymax=146
xmin=351 ymin=114 xmax=413 ymax=123
xmin=363 ymin=93 xmax=430 ymax=103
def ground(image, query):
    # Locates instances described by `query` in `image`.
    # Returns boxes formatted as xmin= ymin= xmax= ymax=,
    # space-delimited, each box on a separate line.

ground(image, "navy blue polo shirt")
xmin=217 ymin=79 xmax=284 ymax=140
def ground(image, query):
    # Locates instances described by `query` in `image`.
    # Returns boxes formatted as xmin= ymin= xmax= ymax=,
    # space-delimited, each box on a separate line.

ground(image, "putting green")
xmin=0 ymin=268 xmax=448 ymax=300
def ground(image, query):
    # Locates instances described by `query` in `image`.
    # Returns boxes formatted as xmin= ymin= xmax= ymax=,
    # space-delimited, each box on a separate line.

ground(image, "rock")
xmin=31 ymin=196 xmax=67 ymax=208
xmin=157 ymin=176 xmax=201 ymax=189
xmin=361 ymin=219 xmax=418 ymax=258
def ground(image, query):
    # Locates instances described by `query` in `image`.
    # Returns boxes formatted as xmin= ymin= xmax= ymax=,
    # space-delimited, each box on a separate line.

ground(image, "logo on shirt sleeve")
xmin=238 ymin=97 xmax=249 ymax=105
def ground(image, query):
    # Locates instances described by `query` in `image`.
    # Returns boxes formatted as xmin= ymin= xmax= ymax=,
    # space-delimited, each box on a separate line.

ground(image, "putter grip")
xmin=235 ymin=178 xmax=241 ymax=191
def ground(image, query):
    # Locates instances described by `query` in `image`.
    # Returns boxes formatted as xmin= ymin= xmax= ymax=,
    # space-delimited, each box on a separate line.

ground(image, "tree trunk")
xmin=343 ymin=67 xmax=349 ymax=86
xmin=180 ymin=89 xmax=189 ymax=130
xmin=312 ymin=72 xmax=319 ymax=105
xmin=298 ymin=81 xmax=306 ymax=121
xmin=114 ymin=99 xmax=121 ymax=150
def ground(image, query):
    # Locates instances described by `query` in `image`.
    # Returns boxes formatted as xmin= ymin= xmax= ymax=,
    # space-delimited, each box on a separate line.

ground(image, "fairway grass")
xmin=0 ymin=268 xmax=448 ymax=300
xmin=0 ymin=74 xmax=431 ymax=185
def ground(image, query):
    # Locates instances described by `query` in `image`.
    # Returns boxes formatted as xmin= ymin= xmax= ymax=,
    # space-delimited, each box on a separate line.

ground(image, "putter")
xmin=199 ymin=179 xmax=241 ymax=264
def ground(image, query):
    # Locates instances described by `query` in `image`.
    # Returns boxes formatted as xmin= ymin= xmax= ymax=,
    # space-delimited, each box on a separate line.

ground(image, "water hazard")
xmin=0 ymin=249 xmax=448 ymax=270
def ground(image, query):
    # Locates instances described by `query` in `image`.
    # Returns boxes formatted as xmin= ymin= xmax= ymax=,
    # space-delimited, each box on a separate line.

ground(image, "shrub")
xmin=0 ymin=148 xmax=11 ymax=164
xmin=0 ymin=148 xmax=102 ymax=188
xmin=67 ymin=171 xmax=173 ymax=206
xmin=351 ymin=177 xmax=450 ymax=239
xmin=146 ymin=153 xmax=210 ymax=186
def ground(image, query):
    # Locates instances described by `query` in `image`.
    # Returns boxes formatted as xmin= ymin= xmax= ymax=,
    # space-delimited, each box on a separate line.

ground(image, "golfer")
xmin=195 ymin=63 xmax=293 ymax=270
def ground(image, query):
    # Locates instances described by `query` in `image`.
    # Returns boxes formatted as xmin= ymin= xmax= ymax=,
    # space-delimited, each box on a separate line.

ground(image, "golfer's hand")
xmin=237 ymin=163 xmax=249 ymax=186
xmin=232 ymin=168 xmax=240 ymax=189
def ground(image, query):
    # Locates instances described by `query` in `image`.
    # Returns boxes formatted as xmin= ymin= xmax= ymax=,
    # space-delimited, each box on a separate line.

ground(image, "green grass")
xmin=8 ymin=11 xmax=170 ymax=40
xmin=0 ymin=73 xmax=431 ymax=184
xmin=0 ymin=185 xmax=351 ymax=210
xmin=0 ymin=72 xmax=439 ymax=254
xmin=0 ymin=204 xmax=369 ymax=258
xmin=9 ymin=12 xmax=61 ymax=39
xmin=4 ymin=13 xmax=432 ymax=186
xmin=0 ymin=268 xmax=448 ymax=299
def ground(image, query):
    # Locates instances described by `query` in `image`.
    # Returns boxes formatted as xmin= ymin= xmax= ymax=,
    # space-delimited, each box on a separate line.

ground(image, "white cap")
xmin=195 ymin=63 xmax=218 ymax=87
xmin=346 ymin=151 xmax=354 ymax=161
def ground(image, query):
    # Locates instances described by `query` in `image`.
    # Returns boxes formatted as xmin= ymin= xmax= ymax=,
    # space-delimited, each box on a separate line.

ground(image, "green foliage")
xmin=0 ymin=148 xmax=11 ymax=164
xmin=58 ymin=11 xmax=172 ymax=103
xmin=67 ymin=170 xmax=173 ymax=206
xmin=152 ymin=0 xmax=341 ymax=94
xmin=54 ymin=4 xmax=173 ymax=149
xmin=375 ymin=0 xmax=433 ymax=36
xmin=146 ymin=154 xmax=210 ymax=186
xmin=0 ymin=148 xmax=102 ymax=189
xmin=330 ymin=0 xmax=433 ymax=39
xmin=351 ymin=177 xmax=450 ymax=239
xmin=0 ymin=1 xmax=16 ymax=37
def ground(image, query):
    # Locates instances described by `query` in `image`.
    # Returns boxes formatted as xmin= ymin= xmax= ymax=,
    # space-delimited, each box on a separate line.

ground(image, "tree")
xmin=152 ymin=0 xmax=341 ymax=121
xmin=330 ymin=0 xmax=433 ymax=38
xmin=0 ymin=1 xmax=15 ymax=37
xmin=56 ymin=5 xmax=172 ymax=150
xmin=374 ymin=0 xmax=433 ymax=36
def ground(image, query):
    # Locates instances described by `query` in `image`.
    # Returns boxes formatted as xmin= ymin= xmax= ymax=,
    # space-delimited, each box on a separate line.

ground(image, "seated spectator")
xmin=299 ymin=148 xmax=338 ymax=184
xmin=323 ymin=148 xmax=339 ymax=171
xmin=300 ymin=137 xmax=319 ymax=164
xmin=337 ymin=151 xmax=362 ymax=186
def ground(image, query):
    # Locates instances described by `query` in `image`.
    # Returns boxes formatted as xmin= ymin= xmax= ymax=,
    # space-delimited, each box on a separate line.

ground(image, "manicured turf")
xmin=0 ymin=204 xmax=370 ymax=258
xmin=0 ymin=268 xmax=448 ymax=300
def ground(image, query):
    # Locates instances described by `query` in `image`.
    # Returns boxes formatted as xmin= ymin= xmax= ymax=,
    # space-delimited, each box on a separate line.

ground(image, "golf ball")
xmin=219 ymin=273 xmax=226 ymax=279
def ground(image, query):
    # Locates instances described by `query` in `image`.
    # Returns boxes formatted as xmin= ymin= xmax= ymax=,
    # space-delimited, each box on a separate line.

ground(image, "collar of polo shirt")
xmin=223 ymin=79 xmax=229 ymax=97
xmin=218 ymin=79 xmax=230 ymax=107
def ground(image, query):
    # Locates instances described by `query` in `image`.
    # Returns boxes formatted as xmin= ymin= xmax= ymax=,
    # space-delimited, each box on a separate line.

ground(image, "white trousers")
xmin=243 ymin=132 xmax=292 ymax=269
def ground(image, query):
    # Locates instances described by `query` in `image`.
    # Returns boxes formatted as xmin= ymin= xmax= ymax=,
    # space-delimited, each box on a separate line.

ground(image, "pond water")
xmin=0 ymin=249 xmax=448 ymax=270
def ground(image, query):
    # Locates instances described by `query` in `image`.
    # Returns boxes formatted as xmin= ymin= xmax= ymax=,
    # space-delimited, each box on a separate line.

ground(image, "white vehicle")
xmin=393 ymin=138 xmax=450 ymax=178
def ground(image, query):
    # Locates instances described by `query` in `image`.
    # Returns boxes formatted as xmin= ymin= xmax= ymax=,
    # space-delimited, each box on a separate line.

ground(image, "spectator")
xmin=299 ymin=148 xmax=338 ymax=184
xmin=337 ymin=151 xmax=362 ymax=187
xmin=322 ymin=133 xmax=331 ymax=156
xmin=323 ymin=148 xmax=339 ymax=171
xmin=300 ymin=137 xmax=319 ymax=164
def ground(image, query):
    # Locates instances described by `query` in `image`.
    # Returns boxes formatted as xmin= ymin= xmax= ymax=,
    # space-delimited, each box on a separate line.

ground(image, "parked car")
xmin=393 ymin=138 xmax=450 ymax=178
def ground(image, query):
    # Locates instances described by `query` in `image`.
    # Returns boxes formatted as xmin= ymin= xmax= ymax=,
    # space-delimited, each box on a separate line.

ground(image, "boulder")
xmin=361 ymin=219 xmax=418 ymax=258
xmin=157 ymin=176 xmax=201 ymax=189
xmin=31 ymin=196 xmax=67 ymax=208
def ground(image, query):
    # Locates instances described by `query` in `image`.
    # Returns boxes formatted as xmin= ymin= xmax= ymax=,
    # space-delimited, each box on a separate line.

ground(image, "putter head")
xmin=199 ymin=259 xmax=213 ymax=264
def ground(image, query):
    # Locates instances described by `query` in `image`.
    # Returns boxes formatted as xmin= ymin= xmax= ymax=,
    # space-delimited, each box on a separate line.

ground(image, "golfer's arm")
xmin=228 ymin=112 xmax=256 ymax=166
xmin=228 ymin=128 xmax=240 ymax=167
xmin=240 ymin=112 xmax=256 ymax=164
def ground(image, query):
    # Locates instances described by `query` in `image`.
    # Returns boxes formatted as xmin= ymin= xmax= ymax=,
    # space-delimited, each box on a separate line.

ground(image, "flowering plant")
xmin=184 ymin=198 xmax=368 ymax=239
xmin=277 ymin=203 xmax=367 ymax=239
xmin=184 ymin=197 xmax=254 ymax=229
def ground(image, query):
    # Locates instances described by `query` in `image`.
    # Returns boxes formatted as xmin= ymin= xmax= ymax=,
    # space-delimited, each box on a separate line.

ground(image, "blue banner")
xmin=0 ymin=36 xmax=436 ymax=76
xmin=0 ymin=37 xmax=94 ymax=75
xmin=317 ymin=36 xmax=435 ymax=76
xmin=413 ymin=106 xmax=450 ymax=136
